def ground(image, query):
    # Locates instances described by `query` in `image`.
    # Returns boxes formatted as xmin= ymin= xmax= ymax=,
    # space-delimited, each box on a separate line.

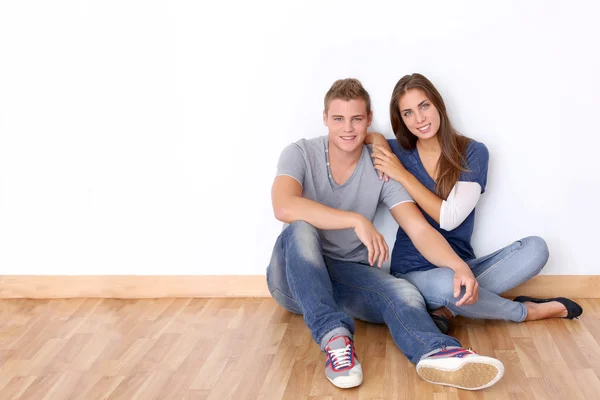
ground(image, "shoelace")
xmin=328 ymin=344 xmax=352 ymax=369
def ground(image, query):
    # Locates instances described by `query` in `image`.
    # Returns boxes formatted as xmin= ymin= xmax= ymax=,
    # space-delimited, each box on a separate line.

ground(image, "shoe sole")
xmin=327 ymin=375 xmax=363 ymax=389
xmin=417 ymin=361 xmax=502 ymax=390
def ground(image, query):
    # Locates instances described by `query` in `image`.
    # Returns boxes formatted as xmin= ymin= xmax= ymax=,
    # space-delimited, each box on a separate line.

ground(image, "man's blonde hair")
xmin=324 ymin=78 xmax=372 ymax=115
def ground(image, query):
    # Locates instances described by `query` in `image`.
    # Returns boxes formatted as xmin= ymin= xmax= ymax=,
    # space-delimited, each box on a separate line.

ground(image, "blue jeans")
xmin=266 ymin=221 xmax=461 ymax=363
xmin=394 ymin=236 xmax=549 ymax=322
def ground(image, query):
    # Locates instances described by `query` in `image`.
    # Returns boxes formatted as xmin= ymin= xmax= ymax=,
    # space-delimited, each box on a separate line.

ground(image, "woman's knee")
xmin=520 ymin=236 xmax=549 ymax=275
xmin=407 ymin=269 xmax=456 ymax=305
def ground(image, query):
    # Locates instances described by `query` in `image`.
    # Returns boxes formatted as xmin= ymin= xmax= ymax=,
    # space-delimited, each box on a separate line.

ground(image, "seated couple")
xmin=266 ymin=74 xmax=582 ymax=391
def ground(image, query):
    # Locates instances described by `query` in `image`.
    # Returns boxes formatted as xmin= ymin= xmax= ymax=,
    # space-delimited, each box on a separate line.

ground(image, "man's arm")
xmin=272 ymin=175 xmax=388 ymax=267
xmin=389 ymin=202 xmax=479 ymax=306
xmin=272 ymin=175 xmax=361 ymax=229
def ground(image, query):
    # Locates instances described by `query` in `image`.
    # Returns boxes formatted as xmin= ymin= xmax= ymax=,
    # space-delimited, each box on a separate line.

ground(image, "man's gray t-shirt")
xmin=276 ymin=136 xmax=414 ymax=263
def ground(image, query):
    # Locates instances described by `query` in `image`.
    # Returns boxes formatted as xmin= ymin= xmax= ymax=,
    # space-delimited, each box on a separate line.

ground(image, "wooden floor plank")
xmin=0 ymin=297 xmax=598 ymax=399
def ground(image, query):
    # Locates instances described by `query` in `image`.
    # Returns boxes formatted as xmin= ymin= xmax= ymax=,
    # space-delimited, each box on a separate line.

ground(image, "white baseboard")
xmin=0 ymin=275 xmax=598 ymax=299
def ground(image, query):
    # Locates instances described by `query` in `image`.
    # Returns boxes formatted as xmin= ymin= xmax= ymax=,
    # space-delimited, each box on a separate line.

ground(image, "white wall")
xmin=0 ymin=1 xmax=598 ymax=275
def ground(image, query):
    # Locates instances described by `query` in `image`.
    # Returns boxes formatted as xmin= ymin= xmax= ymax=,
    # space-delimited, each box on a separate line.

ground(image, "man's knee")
xmin=286 ymin=221 xmax=320 ymax=248
xmin=287 ymin=220 xmax=318 ymax=237
xmin=389 ymin=278 xmax=427 ymax=309
xmin=284 ymin=221 xmax=323 ymax=265
xmin=270 ymin=288 xmax=302 ymax=314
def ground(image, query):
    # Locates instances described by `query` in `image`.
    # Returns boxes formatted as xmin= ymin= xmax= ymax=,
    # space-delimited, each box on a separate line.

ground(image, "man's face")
xmin=323 ymin=98 xmax=372 ymax=154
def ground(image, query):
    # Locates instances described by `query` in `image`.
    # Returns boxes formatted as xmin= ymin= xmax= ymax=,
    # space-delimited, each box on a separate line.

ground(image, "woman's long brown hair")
xmin=390 ymin=73 xmax=471 ymax=200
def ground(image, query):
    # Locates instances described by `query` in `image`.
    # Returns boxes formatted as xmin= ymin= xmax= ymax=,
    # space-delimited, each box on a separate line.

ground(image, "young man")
xmin=267 ymin=78 xmax=504 ymax=391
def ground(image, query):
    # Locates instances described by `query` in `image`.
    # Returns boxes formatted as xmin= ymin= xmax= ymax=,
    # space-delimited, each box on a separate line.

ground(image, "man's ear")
xmin=323 ymin=110 xmax=328 ymax=126
xmin=367 ymin=111 xmax=373 ymax=127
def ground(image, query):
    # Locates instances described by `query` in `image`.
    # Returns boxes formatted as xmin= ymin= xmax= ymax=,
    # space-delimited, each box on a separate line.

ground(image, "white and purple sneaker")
xmin=324 ymin=335 xmax=363 ymax=388
xmin=416 ymin=348 xmax=504 ymax=390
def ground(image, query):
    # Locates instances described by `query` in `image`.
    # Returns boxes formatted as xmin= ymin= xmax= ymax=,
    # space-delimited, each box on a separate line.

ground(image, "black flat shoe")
xmin=513 ymin=296 xmax=583 ymax=319
xmin=430 ymin=314 xmax=450 ymax=334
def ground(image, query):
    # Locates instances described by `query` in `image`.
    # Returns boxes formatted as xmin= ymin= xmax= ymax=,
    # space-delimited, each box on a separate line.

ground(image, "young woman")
xmin=366 ymin=73 xmax=581 ymax=333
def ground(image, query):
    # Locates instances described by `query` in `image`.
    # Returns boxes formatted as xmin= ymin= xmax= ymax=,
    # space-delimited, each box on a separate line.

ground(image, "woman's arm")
xmin=364 ymin=132 xmax=391 ymax=150
xmin=365 ymin=135 xmax=444 ymax=219
xmin=439 ymin=182 xmax=482 ymax=230
xmin=389 ymin=202 xmax=479 ymax=305
xmin=372 ymin=145 xmax=482 ymax=230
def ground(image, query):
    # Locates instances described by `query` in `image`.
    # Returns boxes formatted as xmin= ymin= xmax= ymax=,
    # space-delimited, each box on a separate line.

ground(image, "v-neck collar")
xmin=414 ymin=146 xmax=438 ymax=184
xmin=325 ymin=141 xmax=365 ymax=188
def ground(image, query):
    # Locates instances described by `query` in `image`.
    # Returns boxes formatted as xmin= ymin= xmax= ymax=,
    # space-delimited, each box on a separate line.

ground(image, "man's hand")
xmin=452 ymin=265 xmax=479 ymax=306
xmin=353 ymin=216 xmax=388 ymax=268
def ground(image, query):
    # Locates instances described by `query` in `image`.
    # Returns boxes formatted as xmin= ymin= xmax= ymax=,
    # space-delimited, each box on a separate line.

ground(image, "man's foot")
xmin=416 ymin=348 xmax=504 ymax=390
xmin=324 ymin=335 xmax=363 ymax=388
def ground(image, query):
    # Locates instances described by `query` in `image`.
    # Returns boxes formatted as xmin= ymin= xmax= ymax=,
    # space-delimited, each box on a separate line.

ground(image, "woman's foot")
xmin=523 ymin=301 xmax=568 ymax=320
xmin=430 ymin=307 xmax=453 ymax=334
xmin=513 ymin=296 xmax=583 ymax=320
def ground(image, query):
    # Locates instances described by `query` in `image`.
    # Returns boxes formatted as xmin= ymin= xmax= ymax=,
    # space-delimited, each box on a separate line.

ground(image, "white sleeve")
xmin=439 ymin=181 xmax=482 ymax=231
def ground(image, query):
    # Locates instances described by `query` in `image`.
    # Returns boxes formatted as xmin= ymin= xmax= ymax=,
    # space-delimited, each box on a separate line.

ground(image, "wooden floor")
xmin=1 ymin=298 xmax=600 ymax=400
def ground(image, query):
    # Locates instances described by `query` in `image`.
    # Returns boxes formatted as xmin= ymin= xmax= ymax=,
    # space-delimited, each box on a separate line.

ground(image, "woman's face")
xmin=398 ymin=88 xmax=440 ymax=140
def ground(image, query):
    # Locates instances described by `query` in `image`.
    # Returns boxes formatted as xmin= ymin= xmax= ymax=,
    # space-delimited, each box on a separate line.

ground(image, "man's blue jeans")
xmin=266 ymin=221 xmax=460 ymax=363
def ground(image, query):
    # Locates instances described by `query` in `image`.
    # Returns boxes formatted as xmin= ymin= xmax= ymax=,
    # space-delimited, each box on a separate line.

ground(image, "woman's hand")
xmin=452 ymin=265 xmax=479 ymax=306
xmin=365 ymin=133 xmax=392 ymax=181
xmin=371 ymin=144 xmax=409 ymax=183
